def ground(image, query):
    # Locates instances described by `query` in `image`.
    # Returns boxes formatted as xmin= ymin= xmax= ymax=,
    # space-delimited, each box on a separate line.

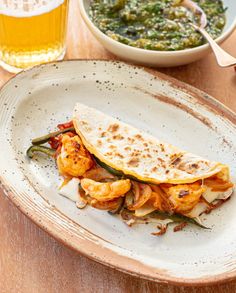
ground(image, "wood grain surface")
xmin=0 ymin=0 xmax=236 ymax=292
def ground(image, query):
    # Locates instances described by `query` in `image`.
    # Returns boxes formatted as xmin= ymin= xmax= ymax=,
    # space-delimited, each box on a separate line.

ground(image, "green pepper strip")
xmin=94 ymin=156 xmax=151 ymax=184
xmin=32 ymin=127 xmax=75 ymax=145
xmin=26 ymin=145 xmax=56 ymax=159
xmin=94 ymin=157 xmax=123 ymax=177
xmin=150 ymin=211 xmax=210 ymax=229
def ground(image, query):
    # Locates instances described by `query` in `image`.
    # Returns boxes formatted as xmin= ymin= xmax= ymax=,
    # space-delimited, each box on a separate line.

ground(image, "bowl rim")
xmin=1 ymin=59 xmax=236 ymax=286
xmin=78 ymin=0 xmax=236 ymax=56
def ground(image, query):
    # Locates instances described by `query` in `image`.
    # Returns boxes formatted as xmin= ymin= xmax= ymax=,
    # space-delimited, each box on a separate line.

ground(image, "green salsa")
xmin=89 ymin=0 xmax=226 ymax=51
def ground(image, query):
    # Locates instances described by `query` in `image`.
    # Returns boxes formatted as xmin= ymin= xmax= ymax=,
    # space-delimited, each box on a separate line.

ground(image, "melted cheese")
xmin=58 ymin=178 xmax=87 ymax=209
xmin=202 ymin=187 xmax=233 ymax=203
xmin=187 ymin=187 xmax=233 ymax=218
xmin=59 ymin=177 xmax=80 ymax=202
xmin=186 ymin=202 xmax=209 ymax=218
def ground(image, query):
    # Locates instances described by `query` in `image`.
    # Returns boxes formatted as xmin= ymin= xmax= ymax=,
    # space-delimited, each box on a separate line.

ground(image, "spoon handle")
xmin=194 ymin=25 xmax=236 ymax=67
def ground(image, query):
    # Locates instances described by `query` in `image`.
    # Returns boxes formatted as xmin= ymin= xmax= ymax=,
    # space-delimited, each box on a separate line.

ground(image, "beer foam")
xmin=0 ymin=0 xmax=65 ymax=17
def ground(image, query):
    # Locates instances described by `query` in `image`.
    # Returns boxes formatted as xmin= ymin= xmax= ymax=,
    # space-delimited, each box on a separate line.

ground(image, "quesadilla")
xmin=27 ymin=103 xmax=234 ymax=235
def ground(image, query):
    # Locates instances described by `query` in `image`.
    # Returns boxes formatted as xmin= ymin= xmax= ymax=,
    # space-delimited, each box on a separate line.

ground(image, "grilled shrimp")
xmin=80 ymin=178 xmax=131 ymax=201
xmin=161 ymin=182 xmax=205 ymax=214
xmin=57 ymin=134 xmax=93 ymax=177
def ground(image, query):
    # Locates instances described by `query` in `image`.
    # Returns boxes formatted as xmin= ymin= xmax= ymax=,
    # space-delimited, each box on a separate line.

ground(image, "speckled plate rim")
xmin=0 ymin=59 xmax=236 ymax=287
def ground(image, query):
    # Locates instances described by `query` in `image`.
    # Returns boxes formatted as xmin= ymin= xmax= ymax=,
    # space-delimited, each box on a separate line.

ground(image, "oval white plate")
xmin=0 ymin=60 xmax=236 ymax=285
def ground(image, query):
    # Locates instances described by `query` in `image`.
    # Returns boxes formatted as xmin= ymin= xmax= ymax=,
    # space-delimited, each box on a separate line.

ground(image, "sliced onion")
xmin=108 ymin=197 xmax=125 ymax=214
xmin=202 ymin=186 xmax=233 ymax=203
xmin=129 ymin=183 xmax=152 ymax=210
xmin=132 ymin=181 xmax=140 ymax=201
xmin=186 ymin=201 xmax=209 ymax=218
xmin=134 ymin=203 xmax=156 ymax=217
xmin=125 ymin=190 xmax=134 ymax=207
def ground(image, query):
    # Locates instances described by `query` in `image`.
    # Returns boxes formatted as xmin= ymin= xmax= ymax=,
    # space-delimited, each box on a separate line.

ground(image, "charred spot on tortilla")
xmin=108 ymin=123 xmax=119 ymax=133
xmin=128 ymin=137 xmax=135 ymax=143
xmin=160 ymin=143 xmax=165 ymax=152
xmin=191 ymin=163 xmax=198 ymax=169
xmin=124 ymin=146 xmax=131 ymax=151
xmin=116 ymin=153 xmax=124 ymax=159
xmin=170 ymin=154 xmax=183 ymax=166
xmin=97 ymin=140 xmax=102 ymax=147
xmin=113 ymin=134 xmax=124 ymax=140
xmin=127 ymin=158 xmax=139 ymax=167
xmin=134 ymin=134 xmax=144 ymax=141
xmin=157 ymin=157 xmax=164 ymax=164
xmin=131 ymin=152 xmax=141 ymax=158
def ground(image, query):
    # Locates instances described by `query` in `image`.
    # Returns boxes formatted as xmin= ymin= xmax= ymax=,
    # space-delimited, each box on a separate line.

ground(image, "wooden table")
xmin=0 ymin=1 xmax=236 ymax=292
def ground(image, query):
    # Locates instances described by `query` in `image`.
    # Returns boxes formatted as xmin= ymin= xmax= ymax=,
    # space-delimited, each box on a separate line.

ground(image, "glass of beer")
xmin=0 ymin=0 xmax=69 ymax=73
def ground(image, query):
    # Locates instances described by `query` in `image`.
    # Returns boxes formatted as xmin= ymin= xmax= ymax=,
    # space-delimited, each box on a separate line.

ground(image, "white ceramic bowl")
xmin=78 ymin=0 xmax=236 ymax=67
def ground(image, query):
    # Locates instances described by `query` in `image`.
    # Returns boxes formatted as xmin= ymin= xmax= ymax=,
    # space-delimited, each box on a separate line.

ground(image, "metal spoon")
xmin=181 ymin=0 xmax=236 ymax=67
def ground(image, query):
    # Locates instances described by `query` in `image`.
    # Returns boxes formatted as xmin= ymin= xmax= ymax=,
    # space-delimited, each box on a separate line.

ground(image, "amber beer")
xmin=0 ymin=0 xmax=69 ymax=72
